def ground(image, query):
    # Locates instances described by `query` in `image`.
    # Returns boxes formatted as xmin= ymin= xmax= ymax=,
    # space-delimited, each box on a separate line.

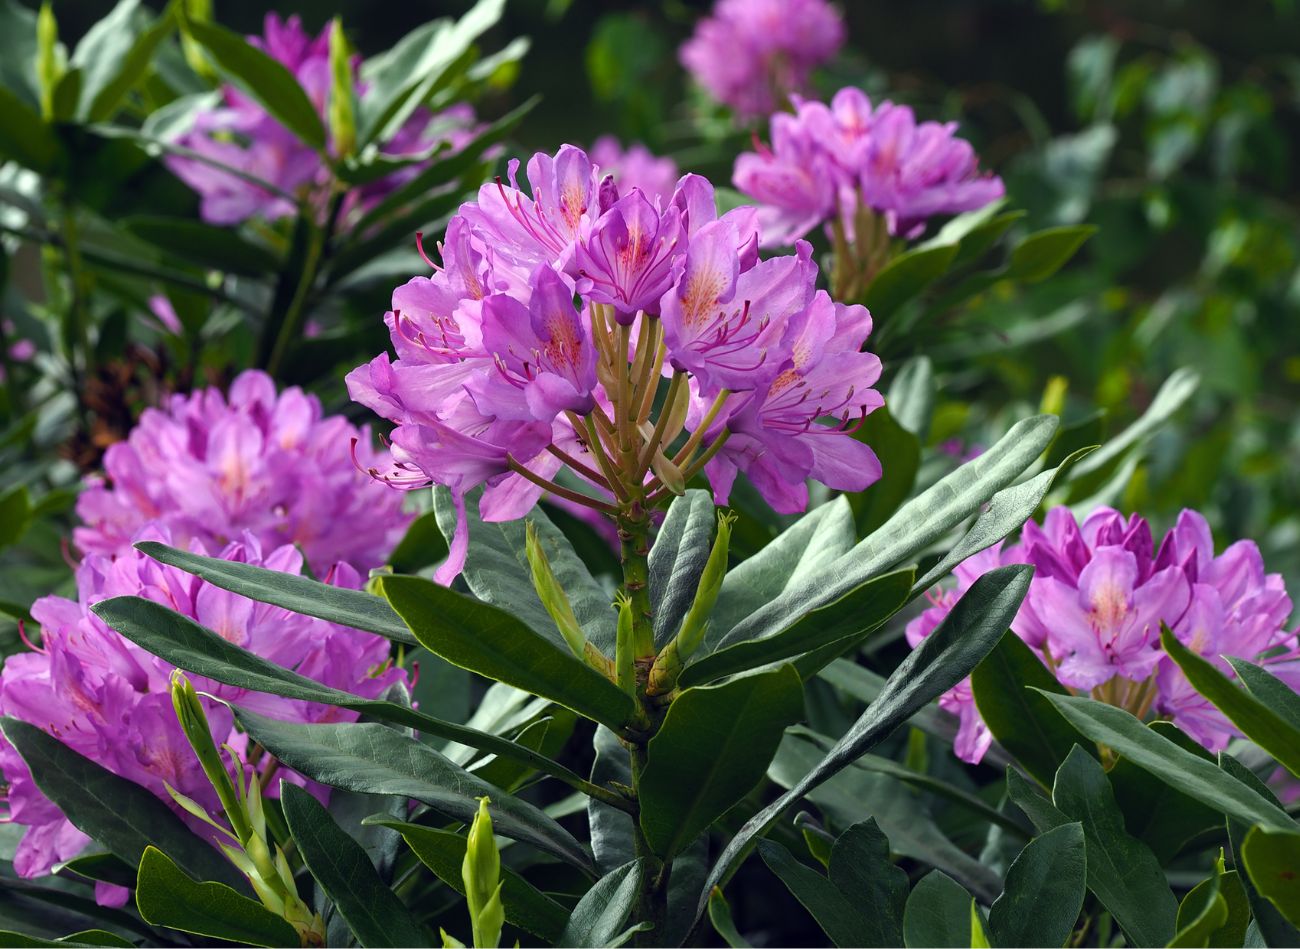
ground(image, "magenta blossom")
xmin=589 ymin=137 xmax=680 ymax=208
xmin=734 ymin=86 xmax=1004 ymax=246
xmin=680 ymin=0 xmax=845 ymax=121
xmin=909 ymin=506 xmax=1299 ymax=766
xmin=0 ymin=528 xmax=404 ymax=901
xmin=74 ymin=370 xmax=410 ymax=575
xmin=349 ymin=144 xmax=884 ymax=583
xmin=167 ymin=14 xmax=482 ymax=226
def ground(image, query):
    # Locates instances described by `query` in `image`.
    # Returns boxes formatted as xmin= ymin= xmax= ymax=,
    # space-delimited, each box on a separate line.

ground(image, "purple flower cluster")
xmin=348 ymin=144 xmax=884 ymax=578
xmin=168 ymin=14 xmax=481 ymax=226
xmin=908 ymin=507 xmax=1298 ymax=763
xmin=680 ymin=0 xmax=845 ymax=121
xmin=734 ymin=87 xmax=1005 ymax=246
xmin=0 ymin=528 xmax=404 ymax=900
xmin=74 ymin=370 xmax=410 ymax=574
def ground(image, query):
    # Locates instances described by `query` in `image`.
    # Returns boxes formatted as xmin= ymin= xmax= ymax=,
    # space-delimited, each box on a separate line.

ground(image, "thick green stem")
xmin=628 ymin=745 xmax=670 ymax=947
xmin=618 ymin=510 xmax=655 ymax=661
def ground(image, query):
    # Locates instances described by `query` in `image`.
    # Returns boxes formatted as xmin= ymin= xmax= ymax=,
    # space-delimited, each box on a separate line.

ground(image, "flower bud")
xmin=463 ymin=797 xmax=503 ymax=949
xmin=614 ymin=592 xmax=636 ymax=697
xmin=36 ymin=3 xmax=61 ymax=121
xmin=179 ymin=0 xmax=216 ymax=81
xmin=525 ymin=521 xmax=588 ymax=660
xmin=327 ymin=18 xmax=357 ymax=159
xmin=675 ymin=510 xmax=733 ymax=659
xmin=170 ymin=672 xmax=250 ymax=843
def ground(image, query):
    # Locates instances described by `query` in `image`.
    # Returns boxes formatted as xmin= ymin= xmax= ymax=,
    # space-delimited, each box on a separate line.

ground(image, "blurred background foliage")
xmin=5 ymin=0 xmax=1300 ymax=619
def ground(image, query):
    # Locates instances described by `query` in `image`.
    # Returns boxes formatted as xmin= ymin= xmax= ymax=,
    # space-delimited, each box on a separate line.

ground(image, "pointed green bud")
xmin=463 ymin=797 xmax=502 ymax=949
xmin=170 ymin=672 xmax=251 ymax=843
xmin=327 ymin=18 xmax=356 ymax=159
xmin=614 ymin=592 xmax=636 ymax=696
xmin=36 ymin=3 xmax=61 ymax=121
xmin=525 ymin=521 xmax=588 ymax=660
xmin=441 ymin=929 xmax=468 ymax=949
xmin=676 ymin=511 xmax=733 ymax=659
xmin=179 ymin=0 xmax=216 ymax=81
xmin=478 ymin=883 xmax=505 ymax=949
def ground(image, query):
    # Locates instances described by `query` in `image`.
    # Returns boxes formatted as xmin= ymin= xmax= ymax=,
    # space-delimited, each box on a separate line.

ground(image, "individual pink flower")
xmin=575 ymin=190 xmax=682 ymax=321
xmin=589 ymin=137 xmax=680 ymax=208
xmin=74 ymin=370 xmax=410 ymax=574
xmin=167 ymin=14 xmax=481 ymax=227
xmin=734 ymin=86 xmax=1004 ymax=245
xmin=680 ymin=0 xmax=845 ymax=121
xmin=702 ymin=293 xmax=883 ymax=512
xmin=0 ymin=528 xmax=404 ymax=894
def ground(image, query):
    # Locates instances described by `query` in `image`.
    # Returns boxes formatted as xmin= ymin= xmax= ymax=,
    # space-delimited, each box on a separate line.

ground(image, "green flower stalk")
xmin=462 ymin=797 xmax=505 ymax=949
xmin=168 ymin=672 xmax=325 ymax=947
xmin=647 ymin=511 xmax=734 ymax=695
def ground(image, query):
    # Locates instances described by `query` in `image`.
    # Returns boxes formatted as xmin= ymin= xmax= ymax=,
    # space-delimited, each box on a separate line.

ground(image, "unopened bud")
xmin=525 ymin=522 xmax=588 ymax=660
xmin=651 ymin=452 xmax=686 ymax=496
xmin=36 ymin=3 xmax=61 ymax=121
xmin=675 ymin=510 xmax=734 ymax=658
xmin=614 ymin=592 xmax=636 ymax=697
xmin=327 ymin=18 xmax=356 ymax=159
xmin=463 ymin=797 xmax=503 ymax=949
xmin=179 ymin=0 xmax=216 ymax=81
xmin=170 ymin=672 xmax=250 ymax=843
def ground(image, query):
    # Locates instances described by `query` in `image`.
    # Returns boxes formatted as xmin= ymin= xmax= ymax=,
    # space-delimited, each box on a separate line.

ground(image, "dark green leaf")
xmin=827 ymin=819 xmax=908 ymax=947
xmin=649 ymin=490 xmax=716 ymax=648
xmin=1241 ymin=827 xmax=1300 ymax=930
xmin=988 ymin=822 xmax=1086 ymax=947
xmin=1169 ymin=871 xmax=1229 ymax=949
xmin=135 ymin=846 xmax=297 ymax=947
xmin=135 ymin=541 xmax=414 ymax=642
xmin=850 ymin=407 xmax=920 ymax=536
xmin=0 ymin=719 xmax=241 ymax=890
xmin=0 ymin=930 xmax=133 ymax=948
xmin=681 ymin=569 xmax=914 ymax=688
xmin=0 ymin=485 xmax=31 ymax=548
xmin=702 ymin=564 xmax=1032 ymax=907
xmin=722 ymin=416 xmax=1055 ymax=648
xmin=1005 ymin=766 xmax=1070 ymax=834
xmin=183 ymin=18 xmax=326 ymax=149
xmin=122 ymin=216 xmax=277 ymax=276
xmin=1051 ymin=747 xmax=1176 ymax=947
xmin=903 ymin=870 xmax=972 ymax=948
xmin=1108 ymin=721 xmax=1221 ymax=864
xmin=759 ymin=840 xmax=872 ymax=948
xmin=1006 ymin=225 xmax=1096 ymax=282
xmin=864 ymin=243 xmax=960 ymax=315
xmin=557 ymin=860 xmax=644 ymax=948
xmin=1221 ymin=754 xmax=1300 ymax=947
xmin=1226 ymin=658 xmax=1300 ymax=732
xmin=0 ymin=87 xmax=61 ymax=173
xmin=1036 ymin=692 xmax=1294 ymax=830
xmin=971 ymin=630 xmax=1086 ymax=785
xmin=886 ymin=356 xmax=934 ymax=441
xmin=1160 ymin=626 xmax=1300 ymax=778
xmin=279 ymin=784 xmax=426 ymax=947
xmin=707 ymin=888 xmax=751 ymax=948
xmin=707 ymin=498 xmax=856 ymax=647
xmin=364 ymin=819 xmax=568 ymax=942
xmin=432 ymin=488 xmax=615 ymax=653
xmin=72 ymin=0 xmax=173 ymax=121
xmin=54 ymin=852 xmax=137 ymax=891
xmin=640 ymin=665 xmax=804 ymax=859
xmin=379 ymin=574 xmax=635 ymax=731
xmin=90 ymin=595 xmax=583 ymax=786
xmin=235 ymin=708 xmax=593 ymax=872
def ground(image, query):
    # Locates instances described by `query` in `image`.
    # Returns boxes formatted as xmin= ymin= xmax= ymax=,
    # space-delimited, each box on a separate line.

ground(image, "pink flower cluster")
xmin=680 ymin=0 xmax=845 ymax=121
xmin=347 ymin=144 xmax=884 ymax=579
xmin=74 ymin=370 xmax=410 ymax=574
xmin=735 ymin=87 xmax=1005 ymax=246
xmin=908 ymin=507 xmax=1298 ymax=763
xmin=168 ymin=14 xmax=482 ymax=226
xmin=0 ymin=527 xmax=404 ymax=900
